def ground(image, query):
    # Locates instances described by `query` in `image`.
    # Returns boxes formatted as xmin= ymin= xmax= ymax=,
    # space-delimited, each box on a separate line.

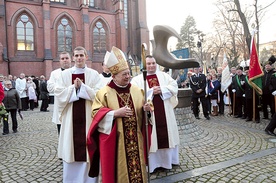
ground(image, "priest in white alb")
xmin=131 ymin=55 xmax=180 ymax=173
xmin=55 ymin=46 xmax=103 ymax=183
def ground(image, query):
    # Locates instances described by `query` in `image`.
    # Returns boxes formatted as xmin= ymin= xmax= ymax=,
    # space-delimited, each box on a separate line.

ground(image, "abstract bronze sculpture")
xmin=151 ymin=25 xmax=199 ymax=69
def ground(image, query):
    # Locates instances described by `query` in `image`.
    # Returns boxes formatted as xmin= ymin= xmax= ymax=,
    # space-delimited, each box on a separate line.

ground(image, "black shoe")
xmin=246 ymin=118 xmax=252 ymax=122
xmin=265 ymin=129 xmax=276 ymax=136
xmin=13 ymin=130 xmax=18 ymax=133
xmin=234 ymin=115 xmax=242 ymax=118
xmin=241 ymin=116 xmax=246 ymax=119
xmin=2 ymin=132 xmax=9 ymax=135
xmin=255 ymin=119 xmax=260 ymax=123
xmin=263 ymin=117 xmax=268 ymax=119
xmin=205 ymin=116 xmax=210 ymax=120
xmin=195 ymin=116 xmax=200 ymax=119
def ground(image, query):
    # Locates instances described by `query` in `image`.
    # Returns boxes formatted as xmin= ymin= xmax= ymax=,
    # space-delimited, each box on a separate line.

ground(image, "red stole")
xmin=72 ymin=74 xmax=86 ymax=161
xmin=147 ymin=74 xmax=169 ymax=149
xmin=87 ymin=107 xmax=116 ymax=183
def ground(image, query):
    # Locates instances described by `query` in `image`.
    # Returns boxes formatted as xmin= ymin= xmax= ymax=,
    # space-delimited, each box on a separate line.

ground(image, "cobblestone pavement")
xmin=0 ymin=104 xmax=276 ymax=183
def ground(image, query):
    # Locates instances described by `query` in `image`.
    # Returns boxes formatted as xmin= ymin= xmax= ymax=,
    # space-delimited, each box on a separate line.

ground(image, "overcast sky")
xmin=146 ymin=0 xmax=276 ymax=48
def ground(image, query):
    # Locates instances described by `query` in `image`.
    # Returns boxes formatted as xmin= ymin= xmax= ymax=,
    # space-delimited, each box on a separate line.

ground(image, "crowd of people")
xmin=184 ymin=55 xmax=276 ymax=137
xmin=1 ymin=45 xmax=276 ymax=182
xmin=0 ymin=72 xmax=52 ymax=135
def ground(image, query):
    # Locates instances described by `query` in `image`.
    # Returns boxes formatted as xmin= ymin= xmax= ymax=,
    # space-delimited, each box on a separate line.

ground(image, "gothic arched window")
xmin=57 ymin=18 xmax=73 ymax=52
xmin=50 ymin=0 xmax=65 ymax=2
xmin=16 ymin=14 xmax=34 ymax=51
xmin=87 ymin=0 xmax=94 ymax=7
xmin=124 ymin=0 xmax=128 ymax=29
xmin=93 ymin=21 xmax=106 ymax=54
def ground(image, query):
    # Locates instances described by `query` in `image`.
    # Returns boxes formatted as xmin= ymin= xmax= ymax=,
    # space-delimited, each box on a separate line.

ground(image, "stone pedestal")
xmin=175 ymin=88 xmax=194 ymax=131
xmin=176 ymin=88 xmax=192 ymax=108
xmin=174 ymin=88 xmax=203 ymax=141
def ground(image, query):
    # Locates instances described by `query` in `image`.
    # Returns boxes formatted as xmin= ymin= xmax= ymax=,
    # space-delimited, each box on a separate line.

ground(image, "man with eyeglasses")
xmin=47 ymin=51 xmax=72 ymax=135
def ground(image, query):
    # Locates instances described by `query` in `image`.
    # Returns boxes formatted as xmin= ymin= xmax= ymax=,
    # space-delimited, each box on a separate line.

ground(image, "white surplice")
xmin=55 ymin=66 xmax=104 ymax=182
xmin=131 ymin=71 xmax=180 ymax=173
xmin=47 ymin=68 xmax=63 ymax=124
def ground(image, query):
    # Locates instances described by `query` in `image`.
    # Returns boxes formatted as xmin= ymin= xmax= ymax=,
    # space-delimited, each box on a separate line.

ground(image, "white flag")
xmin=221 ymin=65 xmax=232 ymax=92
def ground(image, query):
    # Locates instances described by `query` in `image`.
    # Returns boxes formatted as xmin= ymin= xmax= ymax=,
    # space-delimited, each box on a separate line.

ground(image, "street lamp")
xmin=197 ymin=32 xmax=204 ymax=66
xmin=211 ymin=53 xmax=215 ymax=69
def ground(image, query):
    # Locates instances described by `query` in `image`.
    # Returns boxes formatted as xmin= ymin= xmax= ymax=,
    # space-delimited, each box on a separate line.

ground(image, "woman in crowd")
xmin=26 ymin=77 xmax=37 ymax=111
xmin=2 ymin=80 xmax=21 ymax=134
xmin=208 ymin=74 xmax=221 ymax=116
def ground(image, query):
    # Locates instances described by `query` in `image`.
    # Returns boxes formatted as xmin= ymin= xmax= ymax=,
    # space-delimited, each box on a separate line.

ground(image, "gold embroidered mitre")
xmin=104 ymin=51 xmax=110 ymax=64
xmin=104 ymin=46 xmax=129 ymax=75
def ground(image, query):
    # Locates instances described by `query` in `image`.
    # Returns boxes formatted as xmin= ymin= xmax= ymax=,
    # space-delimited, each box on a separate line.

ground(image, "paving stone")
xmin=1 ymin=104 xmax=276 ymax=182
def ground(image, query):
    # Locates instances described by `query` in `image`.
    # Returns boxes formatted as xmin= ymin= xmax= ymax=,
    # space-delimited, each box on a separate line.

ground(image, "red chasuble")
xmin=147 ymin=74 xmax=169 ymax=149
xmin=72 ymin=74 xmax=86 ymax=161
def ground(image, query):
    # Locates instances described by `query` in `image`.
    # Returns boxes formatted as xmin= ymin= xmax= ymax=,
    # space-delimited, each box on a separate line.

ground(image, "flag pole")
xmin=253 ymin=89 xmax=256 ymax=122
xmin=274 ymin=96 xmax=276 ymax=114
xmin=228 ymin=88 xmax=232 ymax=115
xmin=233 ymin=92 xmax=236 ymax=116
xmin=141 ymin=43 xmax=150 ymax=182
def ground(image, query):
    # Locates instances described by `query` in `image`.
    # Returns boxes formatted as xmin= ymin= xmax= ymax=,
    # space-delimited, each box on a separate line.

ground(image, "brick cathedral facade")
xmin=0 ymin=0 xmax=149 ymax=78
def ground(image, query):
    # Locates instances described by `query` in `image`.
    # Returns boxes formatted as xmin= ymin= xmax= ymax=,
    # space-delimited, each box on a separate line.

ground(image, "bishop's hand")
xmin=114 ymin=106 xmax=133 ymax=118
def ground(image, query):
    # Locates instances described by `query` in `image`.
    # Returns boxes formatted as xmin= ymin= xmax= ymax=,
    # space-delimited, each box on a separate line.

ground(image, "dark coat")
xmin=3 ymin=88 xmax=21 ymax=110
xmin=269 ymin=73 xmax=276 ymax=93
xmin=40 ymin=80 xmax=49 ymax=100
xmin=190 ymin=73 xmax=207 ymax=98
xmin=244 ymin=76 xmax=253 ymax=99
xmin=232 ymin=74 xmax=245 ymax=97
xmin=262 ymin=69 xmax=274 ymax=94
xmin=33 ymin=78 xmax=40 ymax=96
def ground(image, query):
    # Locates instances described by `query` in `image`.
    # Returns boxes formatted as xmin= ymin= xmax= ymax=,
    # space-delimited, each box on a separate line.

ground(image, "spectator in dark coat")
xmin=31 ymin=75 xmax=39 ymax=108
xmin=261 ymin=56 xmax=276 ymax=119
xmin=2 ymin=80 xmax=21 ymax=134
xmin=231 ymin=66 xmax=246 ymax=118
xmin=265 ymin=67 xmax=276 ymax=136
xmin=39 ymin=75 xmax=49 ymax=112
xmin=190 ymin=67 xmax=210 ymax=120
